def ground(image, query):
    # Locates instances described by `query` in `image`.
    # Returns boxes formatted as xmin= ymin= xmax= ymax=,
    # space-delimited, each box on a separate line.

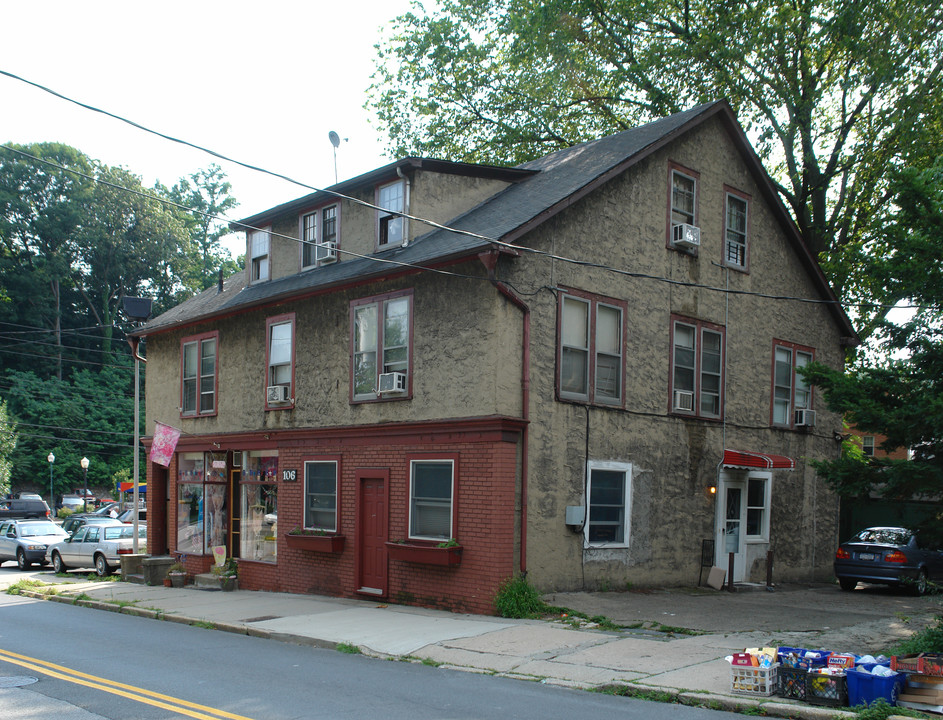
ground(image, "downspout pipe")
xmin=480 ymin=250 xmax=530 ymax=574
xmin=396 ymin=167 xmax=411 ymax=247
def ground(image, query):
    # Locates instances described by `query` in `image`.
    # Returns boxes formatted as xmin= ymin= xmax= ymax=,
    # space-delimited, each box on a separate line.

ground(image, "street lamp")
xmin=80 ymin=456 xmax=89 ymax=513
xmin=47 ymin=453 xmax=54 ymax=511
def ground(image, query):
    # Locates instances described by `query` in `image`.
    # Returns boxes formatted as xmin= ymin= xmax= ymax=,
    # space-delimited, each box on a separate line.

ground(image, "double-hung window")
xmin=377 ymin=180 xmax=405 ymax=247
xmin=772 ymin=341 xmax=814 ymax=427
xmin=266 ymin=314 xmax=294 ymax=408
xmin=304 ymin=460 xmax=338 ymax=532
xmin=409 ymin=459 xmax=455 ymax=541
xmin=585 ymin=460 xmax=631 ymax=547
xmin=181 ymin=331 xmax=218 ymax=417
xmin=724 ymin=188 xmax=749 ymax=270
xmin=351 ymin=290 xmax=412 ymax=401
xmin=301 ymin=204 xmax=339 ymax=268
xmin=745 ymin=476 xmax=770 ymax=540
xmin=249 ymin=228 xmax=271 ymax=283
xmin=559 ymin=291 xmax=626 ymax=406
xmin=668 ymin=163 xmax=699 ymax=250
xmin=671 ymin=318 xmax=723 ymax=418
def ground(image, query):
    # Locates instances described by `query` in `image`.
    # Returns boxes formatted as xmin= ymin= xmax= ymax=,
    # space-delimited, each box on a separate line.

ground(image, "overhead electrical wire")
xmin=0 ymin=68 xmax=913 ymax=314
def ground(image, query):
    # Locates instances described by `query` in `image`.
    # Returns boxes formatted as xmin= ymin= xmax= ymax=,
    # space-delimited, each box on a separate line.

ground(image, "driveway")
xmin=545 ymin=583 xmax=943 ymax=652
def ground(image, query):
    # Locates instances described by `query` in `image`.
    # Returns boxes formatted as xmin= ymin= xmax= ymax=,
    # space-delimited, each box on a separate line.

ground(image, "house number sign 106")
xmin=282 ymin=469 xmax=297 ymax=482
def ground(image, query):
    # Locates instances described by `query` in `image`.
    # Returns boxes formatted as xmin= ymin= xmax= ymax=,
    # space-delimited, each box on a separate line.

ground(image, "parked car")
xmin=60 ymin=515 xmax=124 ymax=537
xmin=0 ymin=498 xmax=53 ymax=520
xmin=834 ymin=526 xmax=943 ymax=595
xmin=15 ymin=492 xmax=43 ymax=500
xmin=116 ymin=507 xmax=146 ymax=525
xmin=0 ymin=519 xmax=68 ymax=569
xmin=46 ymin=523 xmax=146 ymax=576
xmin=58 ymin=496 xmax=88 ymax=512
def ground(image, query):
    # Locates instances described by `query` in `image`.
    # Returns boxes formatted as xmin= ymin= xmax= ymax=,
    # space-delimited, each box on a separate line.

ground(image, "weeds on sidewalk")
xmin=5 ymin=579 xmax=57 ymax=596
xmin=336 ymin=643 xmax=361 ymax=654
xmin=886 ymin=614 xmax=943 ymax=655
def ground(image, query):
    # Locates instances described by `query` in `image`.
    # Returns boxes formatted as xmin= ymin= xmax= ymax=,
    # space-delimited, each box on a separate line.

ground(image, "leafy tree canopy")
xmin=370 ymin=0 xmax=943 ymax=336
xmin=804 ymin=159 xmax=943 ymax=520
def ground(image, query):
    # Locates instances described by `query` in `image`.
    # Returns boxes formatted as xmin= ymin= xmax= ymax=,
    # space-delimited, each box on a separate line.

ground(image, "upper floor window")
xmin=585 ymin=460 xmax=631 ymax=547
xmin=249 ymin=228 xmax=271 ymax=283
xmin=304 ymin=460 xmax=338 ymax=532
xmin=772 ymin=341 xmax=814 ymax=427
xmin=558 ymin=290 xmax=625 ymax=406
xmin=724 ymin=188 xmax=749 ymax=270
xmin=671 ymin=317 xmax=723 ymax=419
xmin=266 ymin=314 xmax=294 ymax=408
xmin=862 ymin=436 xmax=875 ymax=456
xmin=351 ymin=290 xmax=412 ymax=401
xmin=301 ymin=204 xmax=339 ymax=268
xmin=377 ymin=180 xmax=405 ymax=247
xmin=181 ymin=331 xmax=218 ymax=417
xmin=409 ymin=458 xmax=455 ymax=541
xmin=667 ymin=164 xmax=699 ymax=251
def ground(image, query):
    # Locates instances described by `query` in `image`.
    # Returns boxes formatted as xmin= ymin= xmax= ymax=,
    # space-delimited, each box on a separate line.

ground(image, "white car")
xmin=46 ymin=523 xmax=147 ymax=576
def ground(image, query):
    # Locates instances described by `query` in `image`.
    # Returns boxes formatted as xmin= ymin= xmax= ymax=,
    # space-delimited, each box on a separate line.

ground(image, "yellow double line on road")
xmin=0 ymin=648 xmax=254 ymax=720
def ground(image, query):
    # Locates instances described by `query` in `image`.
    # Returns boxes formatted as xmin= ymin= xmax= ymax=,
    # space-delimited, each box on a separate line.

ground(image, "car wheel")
xmin=839 ymin=578 xmax=857 ymax=591
xmin=16 ymin=549 xmax=30 ymax=571
xmin=912 ymin=570 xmax=929 ymax=596
xmin=52 ymin=552 xmax=66 ymax=574
xmin=94 ymin=554 xmax=111 ymax=577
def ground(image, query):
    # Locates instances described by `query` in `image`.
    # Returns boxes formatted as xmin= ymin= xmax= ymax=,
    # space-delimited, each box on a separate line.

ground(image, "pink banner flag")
xmin=150 ymin=422 xmax=181 ymax=467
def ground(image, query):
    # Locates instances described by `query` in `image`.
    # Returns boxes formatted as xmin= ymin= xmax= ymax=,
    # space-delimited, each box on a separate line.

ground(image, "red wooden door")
xmin=357 ymin=473 xmax=388 ymax=596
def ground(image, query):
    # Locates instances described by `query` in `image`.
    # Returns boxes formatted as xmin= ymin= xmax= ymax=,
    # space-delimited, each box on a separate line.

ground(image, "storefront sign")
xmin=282 ymin=469 xmax=298 ymax=482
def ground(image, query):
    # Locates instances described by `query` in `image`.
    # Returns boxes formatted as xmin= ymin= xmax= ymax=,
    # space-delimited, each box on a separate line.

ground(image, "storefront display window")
xmin=241 ymin=451 xmax=278 ymax=562
xmin=176 ymin=451 xmax=228 ymax=556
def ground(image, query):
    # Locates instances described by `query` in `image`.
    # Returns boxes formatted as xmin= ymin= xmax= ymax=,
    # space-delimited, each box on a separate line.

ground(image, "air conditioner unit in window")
xmin=794 ymin=408 xmax=816 ymax=427
xmin=266 ymin=385 xmax=290 ymax=404
xmin=672 ymin=223 xmax=701 ymax=249
xmin=673 ymin=389 xmax=695 ymax=411
xmin=377 ymin=372 xmax=407 ymax=394
xmin=317 ymin=241 xmax=337 ymax=263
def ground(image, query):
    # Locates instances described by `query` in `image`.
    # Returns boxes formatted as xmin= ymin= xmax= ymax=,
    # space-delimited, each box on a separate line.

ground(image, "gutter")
xmin=480 ymin=250 xmax=530 ymax=574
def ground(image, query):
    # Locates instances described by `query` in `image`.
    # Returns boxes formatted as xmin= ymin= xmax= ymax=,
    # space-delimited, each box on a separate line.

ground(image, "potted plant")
xmin=385 ymin=538 xmax=463 ymax=566
xmin=284 ymin=526 xmax=346 ymax=553
xmin=167 ymin=561 xmax=187 ymax=588
xmin=212 ymin=557 xmax=238 ymax=591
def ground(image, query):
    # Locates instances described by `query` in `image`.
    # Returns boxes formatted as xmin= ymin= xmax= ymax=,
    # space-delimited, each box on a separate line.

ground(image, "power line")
xmin=0 ymin=69 xmax=927 ymax=314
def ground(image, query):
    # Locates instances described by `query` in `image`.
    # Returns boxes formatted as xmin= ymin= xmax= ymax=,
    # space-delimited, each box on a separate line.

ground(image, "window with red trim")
xmin=558 ymin=290 xmax=626 ymax=406
xmin=351 ymin=290 xmax=412 ymax=401
xmin=772 ymin=340 xmax=814 ymax=427
xmin=670 ymin=317 xmax=723 ymax=419
xmin=266 ymin=314 xmax=294 ymax=409
xmin=180 ymin=331 xmax=218 ymax=417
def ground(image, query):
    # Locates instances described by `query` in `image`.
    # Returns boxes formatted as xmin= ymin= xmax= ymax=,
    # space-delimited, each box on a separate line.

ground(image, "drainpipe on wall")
xmin=396 ymin=167 xmax=411 ymax=247
xmin=480 ymin=250 xmax=530 ymax=574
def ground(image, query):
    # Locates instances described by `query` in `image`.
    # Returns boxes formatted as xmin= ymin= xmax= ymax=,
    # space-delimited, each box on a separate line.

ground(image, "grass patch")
xmin=72 ymin=592 xmax=92 ymax=603
xmin=336 ymin=642 xmax=361 ymax=654
xmin=494 ymin=573 xmax=549 ymax=618
xmin=851 ymin=698 xmax=926 ymax=719
xmin=192 ymin=620 xmax=216 ymax=630
xmin=5 ymin=579 xmax=52 ymax=595
xmin=105 ymin=599 xmax=140 ymax=609
xmin=886 ymin=615 xmax=943 ymax=656
xmin=595 ymin=684 xmax=678 ymax=703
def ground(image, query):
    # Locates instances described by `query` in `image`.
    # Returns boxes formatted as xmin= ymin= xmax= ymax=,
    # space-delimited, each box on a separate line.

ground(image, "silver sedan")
xmin=46 ymin=523 xmax=147 ymax=576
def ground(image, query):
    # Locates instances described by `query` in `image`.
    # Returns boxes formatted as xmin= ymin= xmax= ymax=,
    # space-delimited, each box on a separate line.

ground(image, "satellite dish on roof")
xmin=329 ymin=131 xmax=341 ymax=148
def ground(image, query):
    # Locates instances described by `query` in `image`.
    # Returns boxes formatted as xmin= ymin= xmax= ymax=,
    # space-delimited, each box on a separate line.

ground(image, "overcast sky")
xmin=1 ymin=0 xmax=414 ymax=254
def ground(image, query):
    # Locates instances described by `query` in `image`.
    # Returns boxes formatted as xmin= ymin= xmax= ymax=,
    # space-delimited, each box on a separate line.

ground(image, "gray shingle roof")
xmin=138 ymin=101 xmax=853 ymax=340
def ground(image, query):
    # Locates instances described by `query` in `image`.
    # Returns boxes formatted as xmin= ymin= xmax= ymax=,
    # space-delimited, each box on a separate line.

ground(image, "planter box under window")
xmin=385 ymin=542 xmax=462 ymax=567
xmin=284 ymin=533 xmax=346 ymax=553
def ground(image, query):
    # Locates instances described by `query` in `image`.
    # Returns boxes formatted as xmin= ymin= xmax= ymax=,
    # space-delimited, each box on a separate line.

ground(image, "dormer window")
xmin=301 ymin=204 xmax=339 ymax=268
xmin=249 ymin=228 xmax=270 ymax=283
xmin=377 ymin=180 xmax=405 ymax=248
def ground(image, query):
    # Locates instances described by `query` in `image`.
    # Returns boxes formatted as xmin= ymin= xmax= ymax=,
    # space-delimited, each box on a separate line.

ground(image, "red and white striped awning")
xmin=722 ymin=449 xmax=795 ymax=470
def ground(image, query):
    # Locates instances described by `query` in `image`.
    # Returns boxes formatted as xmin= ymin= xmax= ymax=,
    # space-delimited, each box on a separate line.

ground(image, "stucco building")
xmin=136 ymin=102 xmax=857 ymax=614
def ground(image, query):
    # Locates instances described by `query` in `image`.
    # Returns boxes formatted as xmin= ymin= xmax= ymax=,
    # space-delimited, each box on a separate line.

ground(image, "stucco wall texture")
xmin=144 ymin=113 xmax=847 ymax=610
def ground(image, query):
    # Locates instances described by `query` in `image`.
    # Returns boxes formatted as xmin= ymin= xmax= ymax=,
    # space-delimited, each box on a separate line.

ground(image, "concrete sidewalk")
xmin=12 ymin=577 xmax=942 ymax=720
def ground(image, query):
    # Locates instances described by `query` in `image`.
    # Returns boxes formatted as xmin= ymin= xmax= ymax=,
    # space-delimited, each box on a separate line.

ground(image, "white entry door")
xmin=715 ymin=474 xmax=746 ymax=582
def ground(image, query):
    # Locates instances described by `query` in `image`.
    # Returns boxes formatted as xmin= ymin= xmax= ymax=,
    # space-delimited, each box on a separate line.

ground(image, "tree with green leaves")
xmin=166 ymin=164 xmax=240 ymax=291
xmin=369 ymin=0 xmax=943 ymax=337
xmin=0 ymin=399 xmax=16 ymax=497
xmin=804 ymin=158 xmax=943 ymax=531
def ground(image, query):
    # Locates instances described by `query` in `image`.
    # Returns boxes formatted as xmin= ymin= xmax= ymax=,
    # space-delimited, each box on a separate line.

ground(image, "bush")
xmin=888 ymin=615 xmax=943 ymax=656
xmin=57 ymin=507 xmax=74 ymax=519
xmin=494 ymin=573 xmax=549 ymax=618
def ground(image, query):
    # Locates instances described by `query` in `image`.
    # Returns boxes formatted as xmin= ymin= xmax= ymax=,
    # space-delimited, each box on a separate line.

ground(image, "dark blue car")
xmin=835 ymin=526 xmax=943 ymax=595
